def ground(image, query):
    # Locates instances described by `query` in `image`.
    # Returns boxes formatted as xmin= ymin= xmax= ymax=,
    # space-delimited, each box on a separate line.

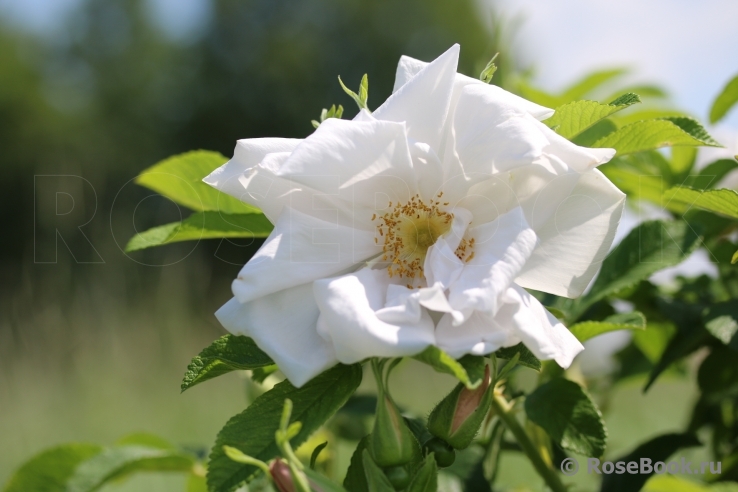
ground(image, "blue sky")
xmin=494 ymin=0 xmax=738 ymax=131
xmin=2 ymin=0 xmax=736 ymax=133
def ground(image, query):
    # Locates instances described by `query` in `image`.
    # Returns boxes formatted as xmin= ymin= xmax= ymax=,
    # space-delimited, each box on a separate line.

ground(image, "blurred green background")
xmin=0 ymin=0 xmax=706 ymax=490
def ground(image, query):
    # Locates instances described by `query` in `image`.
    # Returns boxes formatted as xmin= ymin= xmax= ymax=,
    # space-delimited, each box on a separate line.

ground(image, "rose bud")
xmin=369 ymin=393 xmax=421 ymax=467
xmin=427 ymin=365 xmax=493 ymax=450
xmin=269 ymin=459 xmax=298 ymax=492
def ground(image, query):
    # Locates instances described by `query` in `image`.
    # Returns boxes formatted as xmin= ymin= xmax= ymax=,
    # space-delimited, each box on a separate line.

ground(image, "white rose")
xmin=204 ymin=45 xmax=625 ymax=387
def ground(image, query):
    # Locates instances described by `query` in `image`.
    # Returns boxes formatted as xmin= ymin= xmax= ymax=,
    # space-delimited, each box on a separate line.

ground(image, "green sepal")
xmin=369 ymin=392 xmax=421 ymax=467
xmin=361 ymin=450 xmax=396 ymax=492
xmin=427 ymin=366 xmax=492 ymax=450
xmin=405 ymin=453 xmax=439 ymax=492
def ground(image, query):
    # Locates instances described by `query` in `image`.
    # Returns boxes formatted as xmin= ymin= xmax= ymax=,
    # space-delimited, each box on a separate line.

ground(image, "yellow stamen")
xmin=375 ymin=198 xmax=475 ymax=282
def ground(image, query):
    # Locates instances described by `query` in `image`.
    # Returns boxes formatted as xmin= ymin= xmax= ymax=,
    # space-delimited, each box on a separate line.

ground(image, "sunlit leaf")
xmin=560 ymin=68 xmax=627 ymax=102
xmin=544 ymin=93 xmax=640 ymax=139
xmin=710 ymin=73 xmax=738 ymax=124
xmin=135 ymin=151 xmax=258 ymax=214
xmin=412 ymin=347 xmax=486 ymax=388
xmin=569 ymin=311 xmax=646 ymax=343
xmin=703 ymin=301 xmax=738 ymax=350
xmin=125 ymin=211 xmax=273 ymax=252
xmin=181 ymin=335 xmax=274 ymax=392
xmin=663 ymin=187 xmax=738 ymax=219
xmin=593 ymin=117 xmax=720 ymax=156
xmin=684 ymin=159 xmax=738 ymax=190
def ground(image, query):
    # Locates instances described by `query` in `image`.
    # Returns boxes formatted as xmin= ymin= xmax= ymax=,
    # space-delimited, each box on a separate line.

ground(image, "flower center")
xmin=374 ymin=193 xmax=474 ymax=282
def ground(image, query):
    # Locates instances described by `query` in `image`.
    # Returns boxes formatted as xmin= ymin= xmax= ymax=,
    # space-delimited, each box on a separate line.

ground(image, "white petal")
xmin=445 ymin=84 xmax=612 ymax=189
xmin=424 ymin=207 xmax=472 ymax=290
xmin=314 ymin=268 xmax=436 ymax=363
xmin=409 ymin=141 xmax=445 ymax=202
xmin=203 ymin=138 xmax=301 ymax=216
xmin=447 ymin=207 xmax=537 ymax=323
xmin=501 ymin=285 xmax=584 ymax=368
xmin=392 ymin=54 xmax=553 ymax=120
xmin=515 ymin=169 xmax=626 ymax=297
xmin=392 ymin=55 xmax=428 ymax=93
xmin=375 ymin=45 xmax=459 ymax=154
xmin=207 ymin=150 xmax=344 ymax=225
xmin=435 ymin=310 xmax=521 ymax=359
xmin=215 ymin=284 xmax=339 ymax=388
xmin=272 ymin=118 xmax=418 ymax=221
xmin=436 ymin=284 xmax=583 ymax=367
xmin=232 ymin=207 xmax=380 ymax=304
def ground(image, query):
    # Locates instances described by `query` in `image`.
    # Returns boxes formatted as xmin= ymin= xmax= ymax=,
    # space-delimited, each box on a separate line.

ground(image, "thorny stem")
xmin=491 ymin=389 xmax=569 ymax=492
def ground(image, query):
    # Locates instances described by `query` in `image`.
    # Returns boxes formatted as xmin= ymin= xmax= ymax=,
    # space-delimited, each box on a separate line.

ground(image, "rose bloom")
xmin=204 ymin=45 xmax=624 ymax=387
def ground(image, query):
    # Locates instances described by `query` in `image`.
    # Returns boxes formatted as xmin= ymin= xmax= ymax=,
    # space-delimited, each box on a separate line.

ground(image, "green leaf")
xmin=406 ymin=453 xmax=438 ymax=492
xmin=663 ymin=187 xmax=738 ymax=220
xmin=643 ymin=475 xmax=711 ymax=492
xmin=125 ymin=211 xmax=273 ymax=252
xmin=116 ymin=433 xmax=175 ymax=450
xmin=412 ymin=347 xmax=485 ymax=388
xmin=685 ymin=159 xmax=738 ymax=190
xmin=710 ymin=74 xmax=738 ymax=124
xmin=66 ymin=445 xmax=194 ymax=492
xmin=599 ymin=165 xmax=665 ymax=205
xmin=698 ymin=346 xmax=738 ymax=401
xmin=571 ymin=220 xmax=702 ymax=319
xmin=136 ymin=150 xmax=259 ymax=214
xmin=186 ymin=474 xmax=208 ymax=492
xmin=494 ymin=343 xmax=541 ymax=371
xmin=633 ymin=321 xmax=676 ymax=364
xmin=207 ymin=364 xmax=363 ymax=492
xmin=569 ymin=312 xmax=646 ymax=343
xmin=524 ymin=378 xmax=607 ymax=457
xmin=703 ymin=301 xmax=738 ymax=349
xmin=310 ymin=442 xmax=328 ymax=469
xmin=251 ymin=364 xmax=279 ymax=384
xmin=343 ymin=436 xmax=370 ymax=492
xmin=338 ymin=75 xmax=369 ymax=111
xmin=593 ymin=117 xmax=721 ymax=156
xmin=181 ymin=335 xmax=274 ymax=392
xmin=572 ymin=118 xmax=618 ymax=147
xmin=358 ymin=74 xmax=369 ymax=107
xmin=645 ymin=323 xmax=710 ymax=391
xmin=479 ymin=53 xmax=499 ymax=84
xmin=670 ymin=146 xmax=697 ymax=177
xmin=361 ymin=450 xmax=395 ymax=492
xmin=544 ymin=93 xmax=640 ymax=139
xmin=479 ymin=420 xmax=505 ymax=484
xmin=2 ymin=444 xmax=103 ymax=492
xmin=304 ymin=468 xmax=350 ymax=492
xmin=600 ymin=433 xmax=700 ymax=492
xmin=605 ymin=85 xmax=668 ymax=103
xmin=560 ymin=68 xmax=627 ymax=102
